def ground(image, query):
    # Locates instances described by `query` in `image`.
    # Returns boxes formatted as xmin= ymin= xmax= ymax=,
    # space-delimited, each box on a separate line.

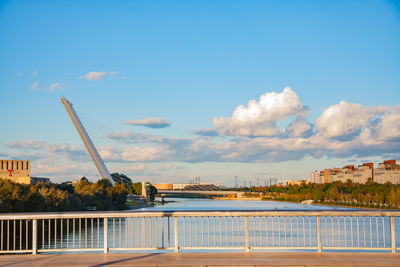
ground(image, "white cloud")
xmin=30 ymin=81 xmax=64 ymax=92
xmin=213 ymin=87 xmax=309 ymax=137
xmin=285 ymin=117 xmax=313 ymax=137
xmin=49 ymin=83 xmax=64 ymax=91
xmin=105 ymin=130 xmax=136 ymax=142
xmin=80 ymin=71 xmax=117 ymax=81
xmin=371 ymin=106 xmax=400 ymax=141
xmin=32 ymin=71 xmax=38 ymax=78
xmin=121 ymin=118 xmax=171 ymax=128
xmin=121 ymin=146 xmax=170 ymax=161
xmin=33 ymin=162 xmax=93 ymax=176
xmin=6 ymin=87 xmax=400 ymax=180
xmin=31 ymin=81 xmax=40 ymax=90
xmin=315 ymin=101 xmax=385 ymax=139
xmin=6 ymin=140 xmax=88 ymax=161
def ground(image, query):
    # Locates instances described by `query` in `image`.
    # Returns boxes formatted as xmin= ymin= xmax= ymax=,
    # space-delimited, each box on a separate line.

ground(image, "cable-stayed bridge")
xmin=60 ymin=97 xmax=215 ymax=190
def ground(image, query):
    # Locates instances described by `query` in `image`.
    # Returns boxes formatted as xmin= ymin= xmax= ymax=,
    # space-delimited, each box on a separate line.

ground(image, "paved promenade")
xmin=0 ymin=252 xmax=399 ymax=267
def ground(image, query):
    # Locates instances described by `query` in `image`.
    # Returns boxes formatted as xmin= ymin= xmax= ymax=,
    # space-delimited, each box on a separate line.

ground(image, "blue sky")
xmin=1 ymin=0 xmax=399 ymax=185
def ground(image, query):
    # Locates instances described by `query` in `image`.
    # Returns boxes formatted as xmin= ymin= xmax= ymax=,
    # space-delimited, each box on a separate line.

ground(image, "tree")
xmin=97 ymin=178 xmax=112 ymax=189
xmin=130 ymin=182 xmax=142 ymax=195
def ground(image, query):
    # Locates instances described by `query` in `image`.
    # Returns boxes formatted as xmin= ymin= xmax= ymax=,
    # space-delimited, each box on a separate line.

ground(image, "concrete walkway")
xmin=0 ymin=252 xmax=399 ymax=267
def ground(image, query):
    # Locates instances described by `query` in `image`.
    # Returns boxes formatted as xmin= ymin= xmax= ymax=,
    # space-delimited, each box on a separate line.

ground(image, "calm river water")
xmin=137 ymin=197 xmax=355 ymax=211
xmin=38 ymin=198 xmax=395 ymax=252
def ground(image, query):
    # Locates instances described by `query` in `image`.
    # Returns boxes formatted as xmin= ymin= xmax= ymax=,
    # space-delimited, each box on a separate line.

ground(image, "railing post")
xmin=174 ymin=217 xmax=179 ymax=253
xmin=245 ymin=216 xmax=249 ymax=252
xmin=317 ymin=216 xmax=322 ymax=253
xmin=103 ymin=218 xmax=108 ymax=254
xmin=32 ymin=219 xmax=37 ymax=255
xmin=390 ymin=216 xmax=396 ymax=254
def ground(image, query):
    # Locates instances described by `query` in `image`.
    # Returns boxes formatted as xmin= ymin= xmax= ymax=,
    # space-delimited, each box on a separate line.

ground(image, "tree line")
xmin=239 ymin=181 xmax=400 ymax=209
xmin=0 ymin=178 xmax=128 ymax=212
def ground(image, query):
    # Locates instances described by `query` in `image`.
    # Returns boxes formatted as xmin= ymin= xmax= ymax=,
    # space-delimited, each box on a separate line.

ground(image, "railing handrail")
xmin=1 ymin=209 xmax=400 ymax=219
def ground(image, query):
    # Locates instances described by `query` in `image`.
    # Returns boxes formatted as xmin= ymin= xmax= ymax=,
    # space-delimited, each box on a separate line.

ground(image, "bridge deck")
xmin=157 ymin=190 xmax=240 ymax=195
xmin=0 ymin=252 xmax=399 ymax=266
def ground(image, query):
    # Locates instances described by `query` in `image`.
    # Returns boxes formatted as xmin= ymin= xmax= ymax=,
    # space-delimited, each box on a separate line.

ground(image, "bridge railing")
xmin=0 ymin=210 xmax=399 ymax=254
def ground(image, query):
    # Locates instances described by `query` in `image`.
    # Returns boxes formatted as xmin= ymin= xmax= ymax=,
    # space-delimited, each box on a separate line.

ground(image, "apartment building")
xmin=310 ymin=160 xmax=398 ymax=184
xmin=309 ymin=160 xmax=400 ymax=184
xmin=374 ymin=160 xmax=400 ymax=184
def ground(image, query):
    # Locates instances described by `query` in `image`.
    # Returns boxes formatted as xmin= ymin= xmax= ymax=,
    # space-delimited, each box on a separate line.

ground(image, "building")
xmin=335 ymin=165 xmax=354 ymax=183
xmin=353 ymin=163 xmax=373 ymax=184
xmin=323 ymin=168 xmax=342 ymax=183
xmin=310 ymin=160 xmax=399 ymax=185
xmin=31 ymin=177 xmax=51 ymax=184
xmin=154 ymin=183 xmax=220 ymax=190
xmin=309 ymin=171 xmax=319 ymax=183
xmin=374 ymin=160 xmax=400 ymax=184
xmin=287 ymin=180 xmax=307 ymax=186
xmin=0 ymin=159 xmax=50 ymax=184
xmin=0 ymin=159 xmax=31 ymax=184
xmin=153 ymin=183 xmax=173 ymax=190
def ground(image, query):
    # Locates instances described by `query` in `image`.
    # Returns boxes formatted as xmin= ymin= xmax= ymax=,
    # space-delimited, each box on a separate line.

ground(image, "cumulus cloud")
xmin=213 ymin=87 xmax=309 ymax=137
xmin=80 ymin=71 xmax=117 ymax=81
xmin=121 ymin=118 xmax=171 ymax=128
xmin=6 ymin=87 xmax=400 ymax=179
xmin=370 ymin=106 xmax=400 ymax=141
xmin=49 ymin=83 xmax=64 ymax=91
xmin=315 ymin=101 xmax=385 ymax=139
xmin=285 ymin=117 xmax=313 ymax=137
xmin=32 ymin=71 xmax=38 ymax=78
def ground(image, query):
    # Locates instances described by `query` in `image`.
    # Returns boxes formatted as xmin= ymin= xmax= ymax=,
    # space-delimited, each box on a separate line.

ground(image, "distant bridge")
xmin=157 ymin=190 xmax=241 ymax=196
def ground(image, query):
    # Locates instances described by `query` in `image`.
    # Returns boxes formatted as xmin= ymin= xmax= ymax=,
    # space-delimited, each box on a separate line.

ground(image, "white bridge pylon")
xmin=61 ymin=97 xmax=114 ymax=184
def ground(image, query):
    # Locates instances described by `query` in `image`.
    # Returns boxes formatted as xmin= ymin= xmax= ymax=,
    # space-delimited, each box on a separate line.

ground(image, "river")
xmin=36 ymin=198 xmax=392 ymax=252
xmin=137 ymin=197 xmax=356 ymax=211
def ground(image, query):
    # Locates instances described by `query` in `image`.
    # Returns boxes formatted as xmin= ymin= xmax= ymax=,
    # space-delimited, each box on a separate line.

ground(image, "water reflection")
xmin=36 ymin=198 xmax=395 ymax=252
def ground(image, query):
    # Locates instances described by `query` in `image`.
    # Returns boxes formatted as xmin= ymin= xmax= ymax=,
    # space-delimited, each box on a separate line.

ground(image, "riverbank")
xmin=214 ymin=196 xmax=393 ymax=210
xmin=262 ymin=197 xmax=400 ymax=210
xmin=227 ymin=182 xmax=400 ymax=211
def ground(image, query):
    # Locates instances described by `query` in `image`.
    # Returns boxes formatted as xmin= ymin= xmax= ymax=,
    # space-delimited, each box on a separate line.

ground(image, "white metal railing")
xmin=0 ymin=210 xmax=399 ymax=254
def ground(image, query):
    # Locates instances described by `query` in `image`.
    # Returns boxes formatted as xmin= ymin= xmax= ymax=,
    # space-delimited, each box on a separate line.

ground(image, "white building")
xmin=373 ymin=160 xmax=400 ymax=184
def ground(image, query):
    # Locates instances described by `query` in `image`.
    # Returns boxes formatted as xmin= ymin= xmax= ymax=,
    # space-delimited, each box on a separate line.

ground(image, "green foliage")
xmin=0 ymin=178 xmax=127 ymax=213
xmin=148 ymin=183 xmax=158 ymax=202
xmin=127 ymin=182 xmax=157 ymax=202
xmin=254 ymin=181 xmax=400 ymax=209
xmin=111 ymin=173 xmax=133 ymax=188
xmin=129 ymin=182 xmax=142 ymax=195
